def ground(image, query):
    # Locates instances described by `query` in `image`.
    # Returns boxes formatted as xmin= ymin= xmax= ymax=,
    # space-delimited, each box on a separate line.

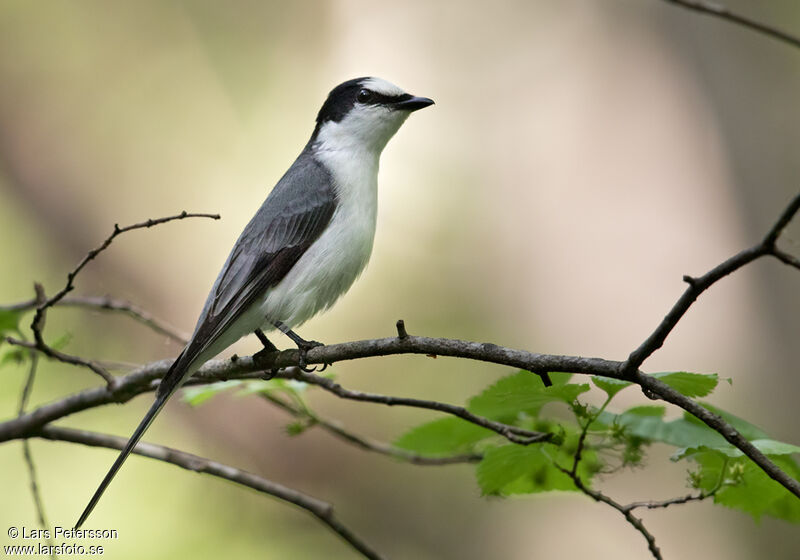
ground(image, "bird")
xmin=75 ymin=77 xmax=434 ymax=527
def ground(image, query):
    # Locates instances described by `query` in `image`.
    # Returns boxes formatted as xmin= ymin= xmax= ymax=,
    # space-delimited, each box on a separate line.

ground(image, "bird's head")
xmin=311 ymin=77 xmax=434 ymax=153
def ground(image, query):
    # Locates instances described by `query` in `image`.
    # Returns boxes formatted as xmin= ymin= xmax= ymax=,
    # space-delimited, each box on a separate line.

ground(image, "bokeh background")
xmin=1 ymin=1 xmax=799 ymax=558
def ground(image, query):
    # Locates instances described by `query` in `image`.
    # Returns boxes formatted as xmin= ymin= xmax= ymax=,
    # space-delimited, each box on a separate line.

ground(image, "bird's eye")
xmin=356 ymin=89 xmax=373 ymax=103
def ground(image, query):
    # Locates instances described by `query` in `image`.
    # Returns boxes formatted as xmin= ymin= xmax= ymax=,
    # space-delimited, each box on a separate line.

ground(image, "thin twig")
xmin=261 ymin=393 xmax=481 ymax=465
xmin=773 ymin=248 xmax=800 ymax=271
xmin=570 ymin=396 xmax=612 ymax=476
xmin=562 ymin=392 xmax=726 ymax=557
xmin=17 ymin=336 xmax=40 ymax=419
xmin=623 ymin=493 xmax=708 ymax=512
xmin=26 ymin=212 xmax=218 ymax=384
xmin=557 ymin=462 xmax=663 ymax=560
xmin=20 ymin=441 xmax=57 ymax=559
xmin=5 ymin=336 xmax=115 ymax=385
xmin=395 ymin=319 xmax=408 ymax=339
xmin=59 ymin=296 xmax=188 ymax=344
xmin=1 ymin=296 xmax=188 ymax=344
xmin=281 ymin=368 xmax=550 ymax=446
xmin=623 ymin=192 xmax=800 ymax=376
xmin=660 ymin=0 xmax=800 ymax=50
xmin=17 ymin=351 xmax=57 ymax=559
xmin=624 ymin=455 xmax=728 ymax=515
xmin=559 ymin=401 xmax=662 ymax=559
xmin=38 ymin=211 xmax=220 ymax=313
xmin=34 ymin=426 xmax=383 ymax=560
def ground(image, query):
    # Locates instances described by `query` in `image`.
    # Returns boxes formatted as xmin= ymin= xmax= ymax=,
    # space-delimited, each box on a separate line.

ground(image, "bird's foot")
xmin=270 ymin=321 xmax=325 ymax=373
xmin=253 ymin=329 xmax=279 ymax=368
xmin=296 ymin=339 xmax=324 ymax=372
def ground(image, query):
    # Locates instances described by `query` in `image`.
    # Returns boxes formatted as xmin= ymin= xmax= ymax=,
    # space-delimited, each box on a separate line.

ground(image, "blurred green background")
xmin=1 ymin=0 xmax=799 ymax=558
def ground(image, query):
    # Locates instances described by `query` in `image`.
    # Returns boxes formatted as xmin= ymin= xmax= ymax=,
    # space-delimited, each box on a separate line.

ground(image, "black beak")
xmin=394 ymin=95 xmax=435 ymax=112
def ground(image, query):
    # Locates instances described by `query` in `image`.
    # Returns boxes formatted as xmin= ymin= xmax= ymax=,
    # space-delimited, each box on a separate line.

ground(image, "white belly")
xmin=258 ymin=201 xmax=376 ymax=328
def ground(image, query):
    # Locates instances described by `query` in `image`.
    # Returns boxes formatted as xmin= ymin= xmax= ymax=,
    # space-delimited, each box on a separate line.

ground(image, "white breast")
xmin=258 ymin=144 xmax=380 ymax=329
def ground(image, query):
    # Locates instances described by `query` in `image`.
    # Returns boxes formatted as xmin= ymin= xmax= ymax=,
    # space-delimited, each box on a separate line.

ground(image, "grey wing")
xmin=157 ymin=155 xmax=336 ymax=398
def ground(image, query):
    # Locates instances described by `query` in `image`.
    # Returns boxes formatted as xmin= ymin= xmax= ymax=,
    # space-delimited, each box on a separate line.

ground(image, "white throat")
xmin=313 ymin=119 xmax=384 ymax=245
xmin=311 ymin=103 xmax=409 ymax=219
xmin=314 ymin=105 xmax=410 ymax=155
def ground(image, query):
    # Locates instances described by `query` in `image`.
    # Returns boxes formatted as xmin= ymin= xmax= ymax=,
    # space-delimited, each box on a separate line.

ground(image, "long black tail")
xmin=74 ymin=394 xmax=169 ymax=528
xmin=75 ymin=344 xmax=197 ymax=527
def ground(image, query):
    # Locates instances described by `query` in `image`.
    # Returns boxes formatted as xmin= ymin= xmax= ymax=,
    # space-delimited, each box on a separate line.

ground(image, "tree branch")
xmin=622 ymin=457 xmax=726 ymax=513
xmin=36 ymin=211 xmax=221 ymax=313
xmin=660 ymin=0 xmax=800 ymax=50
xmin=560 ymin=401 xmax=662 ymax=559
xmin=61 ymin=296 xmax=188 ymax=344
xmin=623 ymin=193 xmax=800 ymax=376
xmin=1 ymin=295 xmax=188 ymax=345
xmin=3 ymin=328 xmax=798 ymax=499
xmin=17 ymin=352 xmax=57 ymax=559
xmin=557 ymin=461 xmax=663 ymax=560
xmin=0 ymin=350 xmax=551 ymax=446
xmin=280 ymin=367 xmax=549 ymax=445
xmin=772 ymin=248 xmax=800 ymax=271
xmin=0 ymin=296 xmax=188 ymax=344
xmin=17 ymin=339 xmax=39 ymax=418
xmin=33 ymin=426 xmax=383 ymax=560
xmin=622 ymin=492 xmax=708 ymax=513
xmin=5 ymin=335 xmax=116 ymax=385
xmin=261 ymin=393 xmax=482 ymax=465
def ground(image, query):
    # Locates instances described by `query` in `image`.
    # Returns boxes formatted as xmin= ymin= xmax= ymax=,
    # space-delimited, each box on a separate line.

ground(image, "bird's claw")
xmin=296 ymin=340 xmax=323 ymax=373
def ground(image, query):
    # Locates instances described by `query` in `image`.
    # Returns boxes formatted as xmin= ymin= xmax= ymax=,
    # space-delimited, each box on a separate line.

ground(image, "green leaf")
xmin=468 ymin=371 xmax=590 ymax=421
xmin=623 ymin=405 xmax=667 ymax=417
xmin=591 ymin=405 xmax=664 ymax=430
xmin=395 ymin=417 xmax=494 ymax=456
xmin=476 ymin=432 xmax=602 ymax=496
xmin=183 ymin=377 xmax=311 ymax=407
xmin=0 ymin=309 xmax=21 ymax=335
xmin=748 ymin=440 xmax=800 ymax=456
xmin=673 ymin=440 xmax=800 ymax=461
xmin=0 ymin=346 xmax=27 ymax=366
xmin=599 ymin=406 xmax=727 ymax=448
xmin=237 ymin=378 xmax=307 ymax=396
xmin=650 ymin=371 xmax=718 ymax=398
xmin=684 ymin=402 xmax=769 ymax=441
xmin=592 ymin=377 xmax=632 ymax=398
xmin=476 ymin=444 xmax=574 ymax=496
xmin=285 ymin=421 xmax=309 ymax=436
xmin=686 ymin=449 xmax=800 ymax=522
xmin=182 ymin=380 xmax=243 ymax=406
xmin=0 ymin=310 xmax=28 ymax=367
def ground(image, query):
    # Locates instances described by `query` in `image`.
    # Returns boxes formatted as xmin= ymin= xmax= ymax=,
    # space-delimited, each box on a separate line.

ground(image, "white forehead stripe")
xmin=361 ymin=77 xmax=406 ymax=97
